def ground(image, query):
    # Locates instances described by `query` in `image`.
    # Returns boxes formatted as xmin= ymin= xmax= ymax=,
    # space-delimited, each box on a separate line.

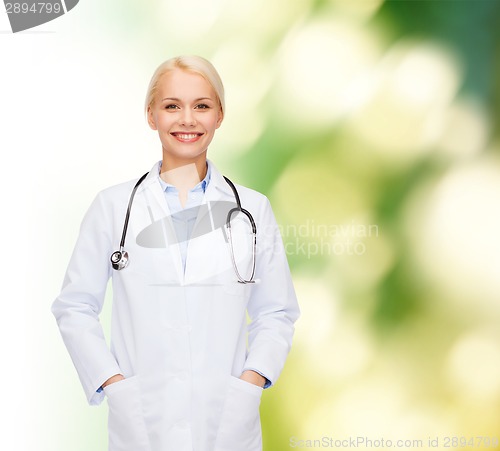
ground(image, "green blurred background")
xmin=2 ymin=0 xmax=500 ymax=449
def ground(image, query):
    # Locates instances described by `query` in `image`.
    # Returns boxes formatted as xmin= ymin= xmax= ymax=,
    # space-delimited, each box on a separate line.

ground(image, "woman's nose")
xmin=179 ymin=110 xmax=197 ymax=126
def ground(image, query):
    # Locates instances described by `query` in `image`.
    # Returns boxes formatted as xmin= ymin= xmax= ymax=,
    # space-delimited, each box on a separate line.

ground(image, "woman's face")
xmin=147 ymin=68 xmax=223 ymax=164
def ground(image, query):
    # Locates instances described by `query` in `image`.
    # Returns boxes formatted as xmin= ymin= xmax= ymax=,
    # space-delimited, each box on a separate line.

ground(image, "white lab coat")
xmin=52 ymin=160 xmax=300 ymax=451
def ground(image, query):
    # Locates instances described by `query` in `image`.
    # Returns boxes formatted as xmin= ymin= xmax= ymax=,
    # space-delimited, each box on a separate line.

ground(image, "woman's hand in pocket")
xmin=239 ymin=370 xmax=265 ymax=388
xmin=102 ymin=373 xmax=125 ymax=388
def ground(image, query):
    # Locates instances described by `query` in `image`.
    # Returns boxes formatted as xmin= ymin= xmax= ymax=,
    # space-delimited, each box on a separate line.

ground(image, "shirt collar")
xmin=158 ymin=161 xmax=211 ymax=193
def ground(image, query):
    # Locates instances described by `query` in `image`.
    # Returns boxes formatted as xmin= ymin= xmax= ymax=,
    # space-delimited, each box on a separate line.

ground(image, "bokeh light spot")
xmin=407 ymin=157 xmax=500 ymax=314
xmin=346 ymin=40 xmax=463 ymax=160
xmin=277 ymin=19 xmax=381 ymax=129
xmin=446 ymin=330 xmax=500 ymax=401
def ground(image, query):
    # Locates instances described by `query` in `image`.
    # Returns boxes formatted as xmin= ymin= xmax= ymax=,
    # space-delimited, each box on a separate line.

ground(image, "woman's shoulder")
xmin=210 ymin=159 xmax=267 ymax=202
xmin=226 ymin=182 xmax=278 ymax=224
xmin=99 ymin=178 xmax=141 ymax=197
xmin=230 ymin=182 xmax=267 ymax=201
xmin=92 ymin=176 xmax=148 ymax=209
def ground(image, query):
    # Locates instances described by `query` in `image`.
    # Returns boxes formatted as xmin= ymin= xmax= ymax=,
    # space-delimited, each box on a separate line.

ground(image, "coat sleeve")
xmin=51 ymin=191 xmax=122 ymax=406
xmin=242 ymin=196 xmax=300 ymax=387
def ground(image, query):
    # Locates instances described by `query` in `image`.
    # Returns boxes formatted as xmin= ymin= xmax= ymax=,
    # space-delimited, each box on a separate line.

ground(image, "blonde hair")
xmin=144 ymin=55 xmax=225 ymax=117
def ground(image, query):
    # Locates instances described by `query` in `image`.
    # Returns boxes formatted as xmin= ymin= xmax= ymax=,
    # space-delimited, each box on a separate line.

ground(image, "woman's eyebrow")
xmin=161 ymin=97 xmax=214 ymax=102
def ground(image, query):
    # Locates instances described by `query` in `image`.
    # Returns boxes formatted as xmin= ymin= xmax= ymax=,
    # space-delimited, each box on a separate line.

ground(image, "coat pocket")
xmin=214 ymin=376 xmax=263 ymax=451
xmin=104 ymin=376 xmax=151 ymax=451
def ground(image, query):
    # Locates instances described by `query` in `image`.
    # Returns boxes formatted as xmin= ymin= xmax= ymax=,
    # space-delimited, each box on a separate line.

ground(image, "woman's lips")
xmin=171 ymin=132 xmax=203 ymax=143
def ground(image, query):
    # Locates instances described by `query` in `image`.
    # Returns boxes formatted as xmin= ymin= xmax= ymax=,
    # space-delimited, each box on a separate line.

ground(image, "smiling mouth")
xmin=171 ymin=132 xmax=203 ymax=142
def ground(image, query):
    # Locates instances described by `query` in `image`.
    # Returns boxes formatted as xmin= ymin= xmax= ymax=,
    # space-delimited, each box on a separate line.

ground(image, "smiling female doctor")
xmin=52 ymin=55 xmax=299 ymax=451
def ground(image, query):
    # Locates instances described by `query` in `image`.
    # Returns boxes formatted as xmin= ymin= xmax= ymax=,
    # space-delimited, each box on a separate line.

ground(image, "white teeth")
xmin=175 ymin=133 xmax=199 ymax=140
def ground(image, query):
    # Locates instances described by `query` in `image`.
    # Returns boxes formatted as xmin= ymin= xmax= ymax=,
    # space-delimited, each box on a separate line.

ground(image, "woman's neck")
xmin=160 ymin=156 xmax=207 ymax=207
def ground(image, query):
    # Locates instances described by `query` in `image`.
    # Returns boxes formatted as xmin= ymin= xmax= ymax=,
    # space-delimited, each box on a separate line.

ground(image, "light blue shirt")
xmin=158 ymin=163 xmax=211 ymax=273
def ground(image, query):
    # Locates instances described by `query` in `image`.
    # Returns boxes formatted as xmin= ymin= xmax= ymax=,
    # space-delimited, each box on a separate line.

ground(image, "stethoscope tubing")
xmin=120 ymin=172 xmax=149 ymax=250
xmin=111 ymin=171 xmax=257 ymax=283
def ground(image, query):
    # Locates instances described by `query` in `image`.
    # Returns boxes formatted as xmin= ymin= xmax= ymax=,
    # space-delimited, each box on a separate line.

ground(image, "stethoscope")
xmin=110 ymin=172 xmax=257 ymax=284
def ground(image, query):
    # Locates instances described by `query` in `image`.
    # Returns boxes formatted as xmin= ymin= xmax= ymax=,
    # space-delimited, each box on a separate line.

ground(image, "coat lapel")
xmin=184 ymin=160 xmax=236 ymax=285
xmin=138 ymin=162 xmax=185 ymax=283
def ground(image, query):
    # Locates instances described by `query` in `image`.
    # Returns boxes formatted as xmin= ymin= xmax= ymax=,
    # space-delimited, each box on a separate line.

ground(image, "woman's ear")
xmin=147 ymin=106 xmax=157 ymax=130
xmin=216 ymin=109 xmax=223 ymax=129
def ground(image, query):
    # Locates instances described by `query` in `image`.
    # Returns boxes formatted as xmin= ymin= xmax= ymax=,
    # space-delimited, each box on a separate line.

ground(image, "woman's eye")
xmin=165 ymin=104 xmax=179 ymax=110
xmin=196 ymin=104 xmax=210 ymax=109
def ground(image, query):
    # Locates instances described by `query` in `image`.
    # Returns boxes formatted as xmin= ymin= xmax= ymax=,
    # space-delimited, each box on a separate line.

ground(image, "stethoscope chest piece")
xmin=111 ymin=249 xmax=129 ymax=271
